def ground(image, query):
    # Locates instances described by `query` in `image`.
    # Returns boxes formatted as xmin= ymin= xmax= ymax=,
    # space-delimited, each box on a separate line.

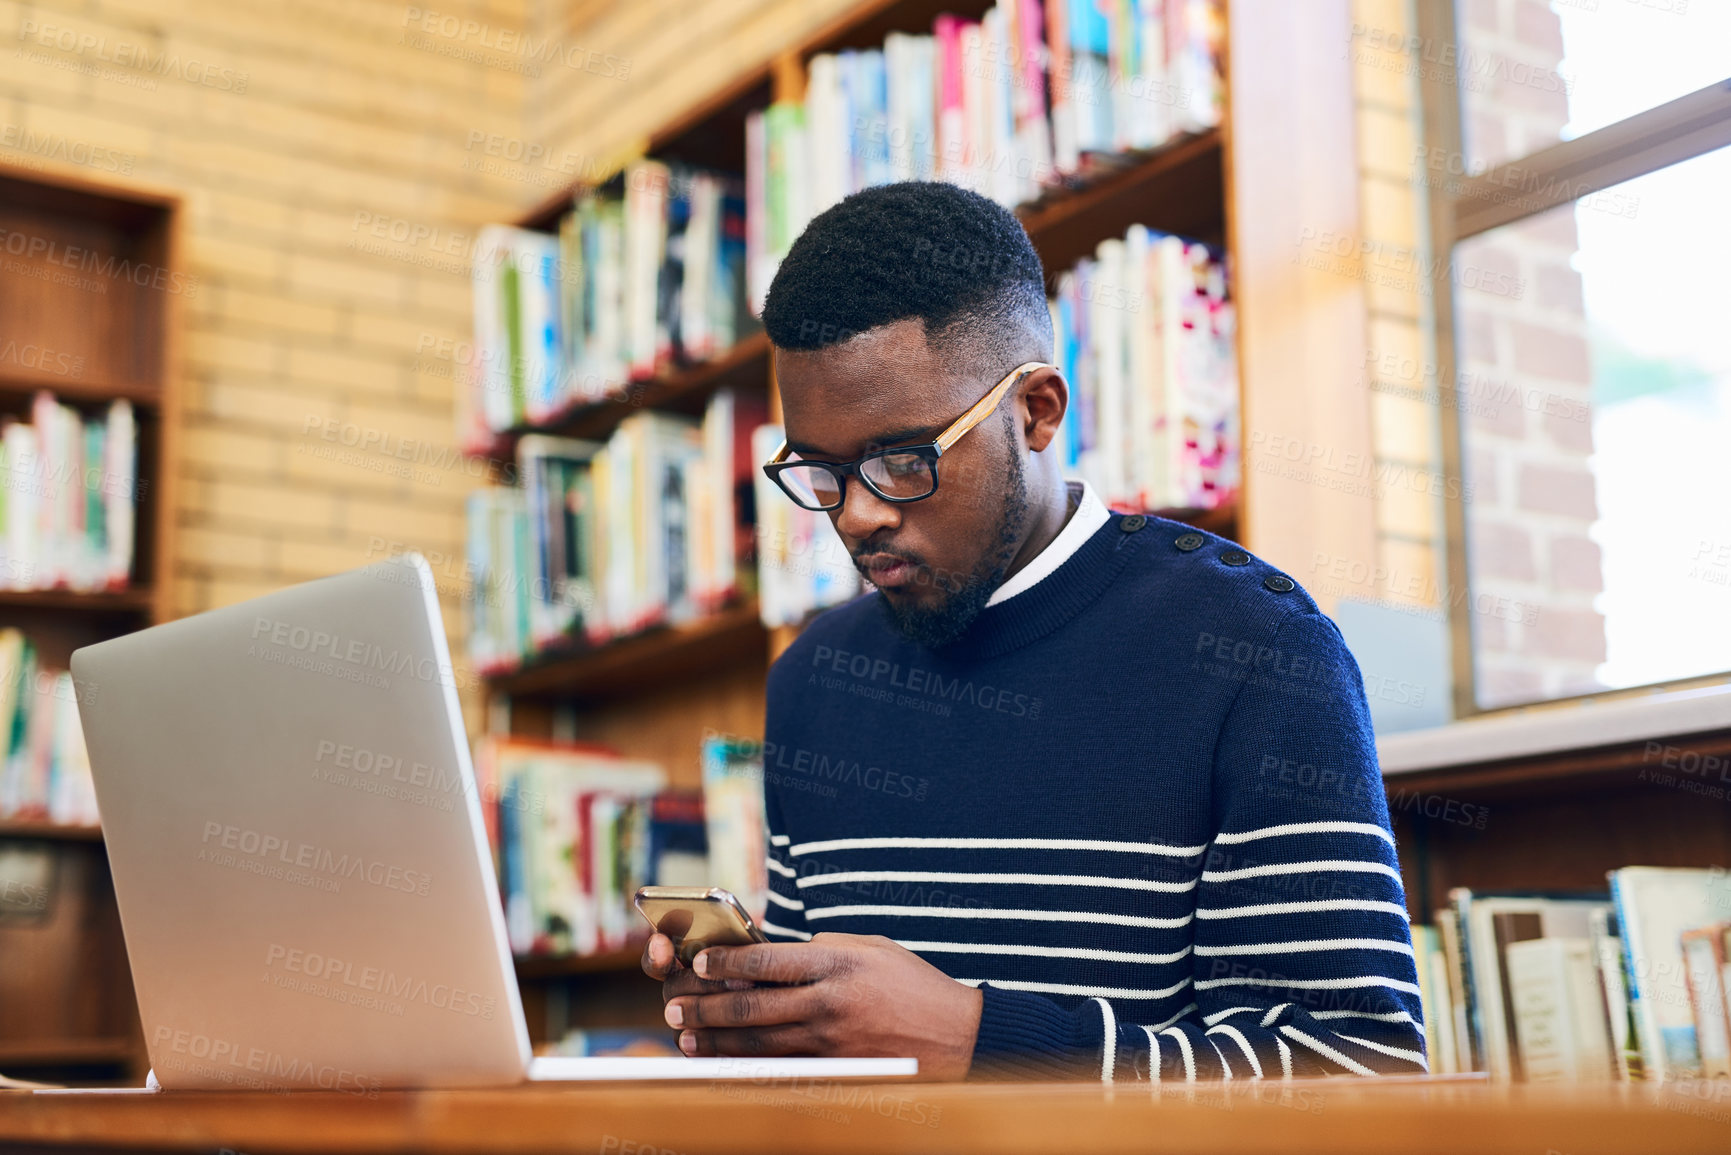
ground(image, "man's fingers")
xmin=642 ymin=933 xmax=675 ymax=980
xmin=678 ymin=1024 xmax=817 ymax=1058
xmin=667 ymin=982 xmax=816 ymax=1031
xmin=693 ymin=940 xmax=836 ymax=985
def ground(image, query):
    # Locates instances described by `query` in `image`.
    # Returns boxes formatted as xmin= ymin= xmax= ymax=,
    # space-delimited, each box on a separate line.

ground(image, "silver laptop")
xmin=73 ymin=555 xmax=533 ymax=1090
xmin=72 ymin=554 xmax=915 ymax=1091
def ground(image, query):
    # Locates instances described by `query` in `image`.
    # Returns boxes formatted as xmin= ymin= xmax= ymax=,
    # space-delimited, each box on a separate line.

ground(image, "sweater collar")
xmin=925 ymin=509 xmax=1147 ymax=663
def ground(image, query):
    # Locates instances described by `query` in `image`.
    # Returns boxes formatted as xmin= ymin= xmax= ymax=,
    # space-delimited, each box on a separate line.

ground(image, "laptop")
xmin=71 ymin=554 xmax=914 ymax=1090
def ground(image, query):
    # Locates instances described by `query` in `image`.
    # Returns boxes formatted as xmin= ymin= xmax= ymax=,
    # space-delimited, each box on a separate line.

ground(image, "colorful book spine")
xmin=1049 ymin=225 xmax=1238 ymax=512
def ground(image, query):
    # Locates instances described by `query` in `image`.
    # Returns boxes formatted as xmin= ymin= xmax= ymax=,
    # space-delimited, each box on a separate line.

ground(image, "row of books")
xmin=464 ymin=162 xmax=755 ymax=439
xmin=745 ymin=0 xmax=1226 ymax=309
xmin=749 ymin=423 xmax=863 ymax=629
xmin=473 ymin=733 xmax=767 ymax=959
xmin=1413 ymin=867 xmax=1731 ymax=1083
xmin=0 ymin=630 xmax=98 ymax=828
xmin=0 ymin=394 xmax=136 ymax=592
xmin=466 ymin=389 xmax=764 ymax=670
xmin=1050 ymin=224 xmax=1238 ymax=511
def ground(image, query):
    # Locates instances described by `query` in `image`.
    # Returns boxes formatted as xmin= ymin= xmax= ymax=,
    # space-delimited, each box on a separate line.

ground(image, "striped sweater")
xmin=759 ymin=511 xmax=1426 ymax=1081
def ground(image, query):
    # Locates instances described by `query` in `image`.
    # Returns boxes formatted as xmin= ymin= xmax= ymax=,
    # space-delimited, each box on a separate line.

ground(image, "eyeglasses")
xmin=762 ymin=361 xmax=1053 ymax=512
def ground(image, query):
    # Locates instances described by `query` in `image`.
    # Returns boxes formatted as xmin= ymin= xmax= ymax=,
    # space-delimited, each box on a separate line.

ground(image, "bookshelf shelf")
xmin=1018 ymin=130 xmax=1226 ymax=273
xmin=0 ymin=1036 xmax=134 ymax=1066
xmin=514 ymin=947 xmax=643 ymax=981
xmin=0 ymin=370 xmax=161 ymax=407
xmin=486 ymin=331 xmax=773 ymax=460
xmin=487 ymin=600 xmax=768 ymax=702
xmin=0 ymin=588 xmax=153 ymax=613
xmin=0 ymin=819 xmax=103 ymax=842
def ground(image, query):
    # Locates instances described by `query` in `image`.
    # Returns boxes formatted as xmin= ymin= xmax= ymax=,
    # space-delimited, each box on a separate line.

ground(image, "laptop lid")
xmin=72 ymin=554 xmax=531 ymax=1091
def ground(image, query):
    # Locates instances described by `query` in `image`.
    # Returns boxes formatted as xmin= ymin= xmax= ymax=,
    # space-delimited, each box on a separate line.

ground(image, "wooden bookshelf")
xmin=490 ymin=600 xmax=768 ymax=702
xmin=513 ymin=947 xmax=644 ymax=980
xmin=0 ymin=161 xmax=182 ymax=1086
xmin=0 ymin=820 xmax=104 ymax=842
xmin=484 ymin=0 xmax=1249 ymax=1051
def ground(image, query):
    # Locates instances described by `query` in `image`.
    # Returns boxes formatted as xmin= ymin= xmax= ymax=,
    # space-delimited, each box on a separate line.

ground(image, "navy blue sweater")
xmin=759 ymin=512 xmax=1425 ymax=1081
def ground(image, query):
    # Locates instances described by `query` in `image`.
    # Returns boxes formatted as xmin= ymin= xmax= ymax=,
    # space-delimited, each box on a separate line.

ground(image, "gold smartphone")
xmin=634 ymin=885 xmax=768 ymax=966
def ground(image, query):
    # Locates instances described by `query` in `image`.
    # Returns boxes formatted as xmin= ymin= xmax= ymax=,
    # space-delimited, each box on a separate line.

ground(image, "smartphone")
xmin=634 ymin=885 xmax=768 ymax=966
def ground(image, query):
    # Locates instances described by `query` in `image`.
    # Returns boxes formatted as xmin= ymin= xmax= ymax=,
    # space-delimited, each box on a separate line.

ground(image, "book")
xmin=1448 ymin=889 xmax=1611 ymax=1080
xmin=1049 ymin=225 xmax=1238 ymax=512
xmin=743 ymin=2 xmax=1227 ymax=295
xmin=468 ymin=394 xmax=761 ymax=668
xmin=1505 ymin=937 xmax=1616 ymax=1082
xmin=750 ymin=423 xmax=862 ymax=629
xmin=1435 ymin=904 xmax=1475 ymax=1074
xmin=0 ymin=394 xmax=137 ymax=592
xmin=1680 ymin=924 xmax=1731 ymax=1078
xmin=469 ymin=163 xmax=757 ymax=438
xmin=478 ymin=736 xmax=665 ymax=957
xmin=1587 ymin=907 xmax=1636 ymax=1081
xmin=1611 ymin=866 xmax=1731 ymax=1081
xmin=699 ymin=731 xmax=768 ymax=923
xmin=0 ymin=637 xmax=98 ymax=827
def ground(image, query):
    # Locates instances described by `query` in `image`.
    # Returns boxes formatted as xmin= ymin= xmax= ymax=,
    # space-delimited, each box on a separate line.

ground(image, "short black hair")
xmin=761 ymin=181 xmax=1051 ymax=370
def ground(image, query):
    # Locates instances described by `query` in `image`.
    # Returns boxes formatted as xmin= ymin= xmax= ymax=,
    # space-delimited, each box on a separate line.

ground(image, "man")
xmin=642 ymin=181 xmax=1424 ymax=1082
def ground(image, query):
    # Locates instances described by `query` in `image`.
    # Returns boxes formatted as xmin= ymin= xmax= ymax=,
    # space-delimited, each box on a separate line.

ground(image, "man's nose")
xmin=832 ymin=477 xmax=901 ymax=543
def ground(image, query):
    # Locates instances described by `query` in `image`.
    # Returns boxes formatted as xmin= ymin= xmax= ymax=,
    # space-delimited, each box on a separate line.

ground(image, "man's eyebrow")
xmin=788 ymin=424 xmax=942 ymax=457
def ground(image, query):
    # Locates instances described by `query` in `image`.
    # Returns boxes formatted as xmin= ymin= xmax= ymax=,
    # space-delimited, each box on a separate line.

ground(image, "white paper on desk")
xmin=528 ymin=1056 xmax=918 ymax=1081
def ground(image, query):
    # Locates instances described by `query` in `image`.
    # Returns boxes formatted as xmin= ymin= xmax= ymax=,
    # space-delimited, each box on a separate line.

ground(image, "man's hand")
xmin=640 ymin=932 xmax=756 ymax=1004
xmin=660 ymin=933 xmax=984 ymax=1081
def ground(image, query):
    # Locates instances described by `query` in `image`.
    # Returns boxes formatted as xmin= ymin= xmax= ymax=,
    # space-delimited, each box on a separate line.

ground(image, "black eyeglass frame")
xmin=761 ymin=361 xmax=1053 ymax=513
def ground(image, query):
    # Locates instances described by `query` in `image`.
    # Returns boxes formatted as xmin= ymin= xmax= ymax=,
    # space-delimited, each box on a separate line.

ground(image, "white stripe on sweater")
xmin=1200 ymin=860 xmax=1401 ymax=883
xmin=1095 ymin=998 xmax=1117 ymax=1084
xmin=1161 ymin=1028 xmax=1197 ymax=1081
xmin=1195 ymin=937 xmax=1414 ymax=958
xmin=1204 ymin=1033 xmax=1233 ymax=1079
xmin=1261 ymin=1003 xmax=1293 ymax=1027
xmin=1312 ymin=1009 xmax=1419 ymax=1025
xmin=759 ymin=919 xmax=812 ymax=941
xmin=1214 ymin=821 xmax=1395 ymax=848
xmin=1197 ymin=974 xmax=1422 ymax=997
xmin=1338 ymin=1032 xmax=1429 ymax=1069
xmin=797 ymin=870 xmax=1197 ymax=893
xmin=1276 ymin=1038 xmax=1293 ymax=1078
xmin=957 ymin=977 xmax=1193 ymax=1001
xmin=765 ymin=856 xmax=796 ymax=878
xmin=806 ymin=905 xmax=1192 ymax=929
xmin=1204 ymin=1006 xmax=1263 ymax=1026
xmin=764 ymin=890 xmax=805 ymax=911
xmin=1280 ymin=1025 xmax=1378 ymax=1076
xmin=789 ymin=836 xmax=1208 ymax=857
xmin=769 ymin=834 xmax=790 ymax=846
xmin=1195 ymin=899 xmax=1409 ymax=920
xmin=895 ymin=940 xmax=1192 ymax=965
xmin=1143 ymin=1025 xmax=1161 ymax=1080
xmin=1208 ymin=1024 xmax=1263 ymax=1078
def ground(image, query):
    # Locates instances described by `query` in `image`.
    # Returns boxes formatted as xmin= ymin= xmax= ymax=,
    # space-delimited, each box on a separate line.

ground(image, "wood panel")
xmin=0 ymin=842 xmax=141 ymax=1073
xmin=1226 ymin=0 xmax=1377 ymax=610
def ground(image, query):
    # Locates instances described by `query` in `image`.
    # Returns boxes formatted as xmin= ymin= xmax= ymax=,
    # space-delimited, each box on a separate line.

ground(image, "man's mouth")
xmin=855 ymin=553 xmax=919 ymax=590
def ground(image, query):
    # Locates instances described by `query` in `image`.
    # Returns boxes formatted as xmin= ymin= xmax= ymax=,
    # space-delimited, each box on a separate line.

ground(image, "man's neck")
xmin=1001 ymin=476 xmax=1078 ymax=585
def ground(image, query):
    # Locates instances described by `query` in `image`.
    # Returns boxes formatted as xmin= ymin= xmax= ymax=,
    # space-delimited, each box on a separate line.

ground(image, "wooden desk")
xmin=3 ymin=1078 xmax=1730 ymax=1154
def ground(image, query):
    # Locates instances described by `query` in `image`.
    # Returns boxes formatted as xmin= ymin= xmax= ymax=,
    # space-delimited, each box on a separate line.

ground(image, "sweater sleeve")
xmin=760 ymin=781 xmax=812 ymax=942
xmin=970 ymin=610 xmax=1426 ymax=1081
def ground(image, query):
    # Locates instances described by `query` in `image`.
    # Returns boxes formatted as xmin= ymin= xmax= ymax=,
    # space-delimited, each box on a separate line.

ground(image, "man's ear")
xmin=1020 ymin=367 xmax=1069 ymax=454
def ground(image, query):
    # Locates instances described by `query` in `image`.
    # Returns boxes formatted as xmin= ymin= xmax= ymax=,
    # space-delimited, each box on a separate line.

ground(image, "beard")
xmin=870 ymin=418 xmax=1030 ymax=650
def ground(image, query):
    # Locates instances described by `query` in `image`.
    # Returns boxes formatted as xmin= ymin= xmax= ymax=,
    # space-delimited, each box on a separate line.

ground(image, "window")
xmin=1424 ymin=0 xmax=1731 ymax=711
